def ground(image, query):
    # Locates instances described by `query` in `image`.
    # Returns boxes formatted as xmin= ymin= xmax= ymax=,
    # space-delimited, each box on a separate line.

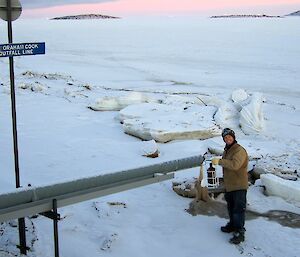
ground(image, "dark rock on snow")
xmin=51 ymin=14 xmax=120 ymax=20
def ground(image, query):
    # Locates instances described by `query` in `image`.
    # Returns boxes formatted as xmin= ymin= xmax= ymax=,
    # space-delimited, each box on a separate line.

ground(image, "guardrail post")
xmin=41 ymin=199 xmax=60 ymax=257
xmin=53 ymin=199 xmax=60 ymax=257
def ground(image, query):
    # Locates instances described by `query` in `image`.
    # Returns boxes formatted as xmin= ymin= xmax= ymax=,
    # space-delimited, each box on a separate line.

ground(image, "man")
xmin=212 ymin=128 xmax=249 ymax=245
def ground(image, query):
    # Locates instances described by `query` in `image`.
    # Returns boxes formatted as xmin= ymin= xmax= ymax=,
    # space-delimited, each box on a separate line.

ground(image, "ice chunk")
xmin=240 ymin=93 xmax=265 ymax=134
xmin=195 ymin=95 xmax=224 ymax=107
xmin=261 ymin=174 xmax=300 ymax=203
xmin=214 ymin=102 xmax=240 ymax=129
xmin=90 ymin=97 xmax=121 ymax=111
xmin=231 ymin=89 xmax=248 ymax=103
xmin=205 ymin=91 xmax=264 ymax=134
xmin=89 ymin=92 xmax=154 ymax=111
xmin=121 ymin=103 xmax=221 ymax=142
xmin=200 ymin=95 xmax=240 ymax=129
xmin=119 ymin=103 xmax=182 ymax=122
xmin=140 ymin=140 xmax=159 ymax=158
xmin=161 ymin=95 xmax=197 ymax=106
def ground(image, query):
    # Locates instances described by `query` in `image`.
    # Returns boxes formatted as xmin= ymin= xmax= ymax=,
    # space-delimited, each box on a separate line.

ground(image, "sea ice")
xmin=261 ymin=173 xmax=300 ymax=203
xmin=120 ymin=103 xmax=221 ymax=142
xmin=240 ymin=93 xmax=265 ymax=134
xmin=231 ymin=88 xmax=249 ymax=104
xmin=89 ymin=92 xmax=154 ymax=111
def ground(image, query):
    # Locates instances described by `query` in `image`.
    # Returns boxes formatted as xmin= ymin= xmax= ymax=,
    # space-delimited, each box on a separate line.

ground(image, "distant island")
xmin=50 ymin=14 xmax=121 ymax=20
xmin=210 ymin=14 xmax=282 ymax=18
xmin=286 ymin=10 xmax=300 ymax=16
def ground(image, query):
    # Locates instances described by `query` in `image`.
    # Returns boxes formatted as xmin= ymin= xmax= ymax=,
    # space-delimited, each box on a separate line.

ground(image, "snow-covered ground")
xmin=0 ymin=17 xmax=300 ymax=257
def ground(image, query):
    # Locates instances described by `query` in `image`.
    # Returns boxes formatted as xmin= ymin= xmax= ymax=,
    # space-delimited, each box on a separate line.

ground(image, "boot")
xmin=229 ymin=230 xmax=245 ymax=244
xmin=220 ymin=223 xmax=235 ymax=233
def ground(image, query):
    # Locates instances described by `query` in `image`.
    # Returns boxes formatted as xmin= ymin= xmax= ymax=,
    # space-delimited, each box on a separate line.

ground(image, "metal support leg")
xmin=40 ymin=199 xmax=60 ymax=257
xmin=53 ymin=199 xmax=59 ymax=257
xmin=16 ymin=217 xmax=29 ymax=254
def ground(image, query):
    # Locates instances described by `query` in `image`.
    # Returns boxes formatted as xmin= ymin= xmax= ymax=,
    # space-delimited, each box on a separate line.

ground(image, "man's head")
xmin=222 ymin=128 xmax=236 ymax=145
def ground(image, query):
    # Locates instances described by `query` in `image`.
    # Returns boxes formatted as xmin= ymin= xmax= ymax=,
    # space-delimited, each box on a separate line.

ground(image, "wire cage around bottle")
xmin=207 ymin=162 xmax=220 ymax=188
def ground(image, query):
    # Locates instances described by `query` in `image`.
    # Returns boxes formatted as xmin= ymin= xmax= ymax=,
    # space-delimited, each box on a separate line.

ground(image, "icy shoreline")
xmin=1 ymin=17 xmax=300 ymax=257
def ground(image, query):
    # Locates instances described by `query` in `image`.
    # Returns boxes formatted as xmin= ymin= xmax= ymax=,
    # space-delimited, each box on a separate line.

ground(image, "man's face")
xmin=224 ymin=135 xmax=234 ymax=145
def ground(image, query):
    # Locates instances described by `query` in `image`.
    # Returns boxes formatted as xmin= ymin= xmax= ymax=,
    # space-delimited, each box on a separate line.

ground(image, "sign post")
xmin=0 ymin=0 xmax=45 ymax=255
xmin=1 ymin=0 xmax=27 ymax=255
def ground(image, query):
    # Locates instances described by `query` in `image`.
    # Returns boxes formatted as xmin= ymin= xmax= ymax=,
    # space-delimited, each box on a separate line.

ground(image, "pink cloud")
xmin=23 ymin=0 xmax=300 ymax=18
xmin=76 ymin=0 xmax=300 ymax=13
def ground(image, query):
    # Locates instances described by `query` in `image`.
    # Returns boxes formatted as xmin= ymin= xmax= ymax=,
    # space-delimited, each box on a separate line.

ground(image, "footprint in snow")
xmin=100 ymin=233 xmax=118 ymax=251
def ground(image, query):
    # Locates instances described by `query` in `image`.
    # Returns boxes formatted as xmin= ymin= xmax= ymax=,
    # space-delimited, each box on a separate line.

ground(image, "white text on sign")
xmin=0 ymin=43 xmax=45 ymax=58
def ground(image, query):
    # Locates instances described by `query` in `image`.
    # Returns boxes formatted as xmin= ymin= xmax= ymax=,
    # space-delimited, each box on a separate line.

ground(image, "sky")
xmin=20 ymin=0 xmax=300 ymax=18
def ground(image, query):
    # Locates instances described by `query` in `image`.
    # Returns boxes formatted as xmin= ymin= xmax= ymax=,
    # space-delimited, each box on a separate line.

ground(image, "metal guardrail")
xmin=0 ymin=155 xmax=204 ymax=223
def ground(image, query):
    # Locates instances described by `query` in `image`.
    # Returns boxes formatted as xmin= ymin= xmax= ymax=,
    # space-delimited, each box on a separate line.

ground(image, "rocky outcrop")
xmin=51 ymin=14 xmax=120 ymax=20
xmin=211 ymin=14 xmax=282 ymax=18
xmin=286 ymin=10 xmax=300 ymax=16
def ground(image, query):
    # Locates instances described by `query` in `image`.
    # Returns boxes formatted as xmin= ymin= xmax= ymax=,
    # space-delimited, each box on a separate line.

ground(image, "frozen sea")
xmin=0 ymin=16 xmax=300 ymax=257
xmin=1 ymin=17 xmax=300 ymax=95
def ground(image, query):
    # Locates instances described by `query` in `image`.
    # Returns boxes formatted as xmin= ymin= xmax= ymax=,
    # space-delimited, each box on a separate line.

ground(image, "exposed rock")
xmin=143 ymin=150 xmax=159 ymax=158
xmin=19 ymin=83 xmax=30 ymax=90
xmin=211 ymin=14 xmax=282 ymax=18
xmin=286 ymin=10 xmax=300 ymax=16
xmin=22 ymin=71 xmax=73 ymax=81
xmin=107 ymin=202 xmax=127 ymax=208
xmin=50 ymin=14 xmax=121 ymax=20
xmin=18 ymin=82 xmax=47 ymax=93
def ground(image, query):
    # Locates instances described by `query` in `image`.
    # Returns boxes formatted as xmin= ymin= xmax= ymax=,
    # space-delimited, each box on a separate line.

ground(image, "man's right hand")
xmin=212 ymin=158 xmax=220 ymax=166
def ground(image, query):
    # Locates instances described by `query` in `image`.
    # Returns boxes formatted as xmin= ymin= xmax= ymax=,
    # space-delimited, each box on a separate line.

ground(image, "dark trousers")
xmin=225 ymin=190 xmax=247 ymax=232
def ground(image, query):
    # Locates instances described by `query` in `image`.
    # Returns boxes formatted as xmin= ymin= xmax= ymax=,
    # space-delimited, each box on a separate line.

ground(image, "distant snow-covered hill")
xmin=50 ymin=14 xmax=121 ymax=20
xmin=211 ymin=14 xmax=282 ymax=18
xmin=286 ymin=10 xmax=300 ymax=16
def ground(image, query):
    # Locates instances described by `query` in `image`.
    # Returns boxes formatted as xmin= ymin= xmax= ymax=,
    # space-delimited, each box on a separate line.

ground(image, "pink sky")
xmin=24 ymin=0 xmax=300 ymax=18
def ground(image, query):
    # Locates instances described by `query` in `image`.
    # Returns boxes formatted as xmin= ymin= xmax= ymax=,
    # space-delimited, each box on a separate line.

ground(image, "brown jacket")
xmin=219 ymin=143 xmax=249 ymax=192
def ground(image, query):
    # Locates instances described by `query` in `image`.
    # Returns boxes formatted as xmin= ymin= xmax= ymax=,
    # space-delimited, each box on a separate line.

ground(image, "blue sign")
xmin=0 ymin=42 xmax=45 ymax=58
